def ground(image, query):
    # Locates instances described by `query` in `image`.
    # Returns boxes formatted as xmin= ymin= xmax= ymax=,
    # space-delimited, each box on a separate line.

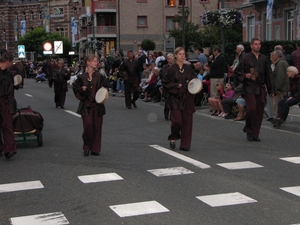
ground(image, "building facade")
xmin=241 ymin=0 xmax=299 ymax=42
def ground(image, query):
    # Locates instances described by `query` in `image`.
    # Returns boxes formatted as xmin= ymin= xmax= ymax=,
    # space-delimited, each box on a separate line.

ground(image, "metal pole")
xmin=182 ymin=0 xmax=185 ymax=50
xmin=220 ymin=0 xmax=225 ymax=53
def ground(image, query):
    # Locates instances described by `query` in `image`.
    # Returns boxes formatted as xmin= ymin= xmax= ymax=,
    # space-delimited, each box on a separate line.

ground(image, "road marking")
xmin=149 ymin=145 xmax=211 ymax=169
xmin=64 ymin=110 xmax=81 ymax=118
xmin=280 ymin=186 xmax=300 ymax=197
xmin=25 ymin=94 xmax=33 ymax=97
xmin=280 ymin=156 xmax=300 ymax=164
xmin=148 ymin=166 xmax=194 ymax=177
xmin=78 ymin=173 xmax=123 ymax=183
xmin=110 ymin=200 xmax=169 ymax=217
xmin=217 ymin=161 xmax=264 ymax=170
xmin=0 ymin=181 xmax=44 ymax=193
xmin=196 ymin=192 xmax=257 ymax=207
xmin=10 ymin=212 xmax=69 ymax=225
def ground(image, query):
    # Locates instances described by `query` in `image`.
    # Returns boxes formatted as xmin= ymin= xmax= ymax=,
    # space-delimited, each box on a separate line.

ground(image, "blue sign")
xmin=18 ymin=45 xmax=25 ymax=58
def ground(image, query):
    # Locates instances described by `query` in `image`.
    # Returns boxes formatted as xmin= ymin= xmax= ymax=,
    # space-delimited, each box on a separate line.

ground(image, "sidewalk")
xmin=108 ymin=91 xmax=300 ymax=134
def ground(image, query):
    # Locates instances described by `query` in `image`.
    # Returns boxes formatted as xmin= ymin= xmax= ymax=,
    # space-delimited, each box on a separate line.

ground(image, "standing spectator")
xmin=273 ymin=66 xmax=300 ymax=128
xmin=137 ymin=49 xmax=148 ymax=79
xmin=291 ymin=40 xmax=300 ymax=72
xmin=47 ymin=58 xmax=57 ymax=88
xmin=209 ymin=46 xmax=226 ymax=98
xmin=0 ymin=45 xmax=7 ymax=57
xmin=52 ymin=59 xmax=70 ymax=109
xmin=162 ymin=47 xmax=197 ymax=151
xmin=119 ymin=50 xmax=140 ymax=109
xmin=155 ymin=51 xmax=166 ymax=68
xmin=72 ymin=54 xmax=108 ymax=156
xmin=271 ymin=50 xmax=289 ymax=119
xmin=0 ymin=52 xmax=17 ymax=159
xmin=196 ymin=47 xmax=207 ymax=69
xmin=235 ymin=38 xmax=275 ymax=142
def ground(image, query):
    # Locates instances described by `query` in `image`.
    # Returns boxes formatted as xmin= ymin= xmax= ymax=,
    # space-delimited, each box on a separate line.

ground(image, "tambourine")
xmin=188 ymin=78 xmax=203 ymax=94
xmin=95 ymin=87 xmax=108 ymax=103
xmin=14 ymin=75 xmax=22 ymax=86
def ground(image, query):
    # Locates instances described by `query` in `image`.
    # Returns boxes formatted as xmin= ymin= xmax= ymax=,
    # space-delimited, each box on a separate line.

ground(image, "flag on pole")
xmin=266 ymin=0 xmax=274 ymax=21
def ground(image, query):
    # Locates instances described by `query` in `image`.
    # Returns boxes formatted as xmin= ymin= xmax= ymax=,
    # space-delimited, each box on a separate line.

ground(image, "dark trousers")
xmin=124 ymin=80 xmax=139 ymax=108
xmin=278 ymin=97 xmax=300 ymax=121
xmin=243 ymin=94 xmax=265 ymax=138
xmin=168 ymin=109 xmax=193 ymax=149
xmin=81 ymin=113 xmax=103 ymax=153
xmin=221 ymin=98 xmax=234 ymax=113
xmin=0 ymin=113 xmax=16 ymax=154
xmin=54 ymin=83 xmax=67 ymax=107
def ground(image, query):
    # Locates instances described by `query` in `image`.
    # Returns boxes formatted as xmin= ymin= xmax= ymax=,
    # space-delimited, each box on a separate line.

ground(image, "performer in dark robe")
xmin=73 ymin=54 xmax=108 ymax=156
xmin=162 ymin=47 xmax=197 ymax=151
xmin=52 ymin=59 xmax=70 ymax=109
xmin=235 ymin=38 xmax=275 ymax=141
xmin=0 ymin=52 xmax=17 ymax=159
xmin=119 ymin=50 xmax=140 ymax=109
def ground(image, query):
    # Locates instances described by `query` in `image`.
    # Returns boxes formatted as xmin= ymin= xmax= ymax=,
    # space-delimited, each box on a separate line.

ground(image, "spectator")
xmin=291 ymin=40 xmax=300 ymax=72
xmin=217 ymin=82 xmax=235 ymax=117
xmin=271 ymin=50 xmax=289 ymax=119
xmin=155 ymin=51 xmax=165 ymax=68
xmin=273 ymin=66 xmax=300 ymax=128
xmin=0 ymin=45 xmax=7 ymax=57
xmin=196 ymin=47 xmax=208 ymax=69
xmin=143 ymin=67 xmax=159 ymax=102
xmin=209 ymin=46 xmax=226 ymax=98
xmin=208 ymin=82 xmax=224 ymax=116
xmin=138 ymin=49 xmax=148 ymax=78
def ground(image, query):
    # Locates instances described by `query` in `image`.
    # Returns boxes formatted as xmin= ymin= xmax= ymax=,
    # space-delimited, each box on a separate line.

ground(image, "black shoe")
xmin=83 ymin=150 xmax=89 ymax=156
xmin=4 ymin=151 xmax=14 ymax=159
xmin=253 ymin=137 xmax=261 ymax=142
xmin=60 ymin=106 xmax=64 ymax=109
xmin=56 ymin=103 xmax=59 ymax=108
xmin=267 ymin=118 xmax=274 ymax=122
xmin=247 ymin=132 xmax=253 ymax=141
xmin=91 ymin=152 xmax=100 ymax=156
xmin=180 ymin=148 xmax=190 ymax=151
xmin=164 ymin=116 xmax=169 ymax=121
xmin=132 ymin=102 xmax=137 ymax=108
xmin=169 ymin=141 xmax=175 ymax=149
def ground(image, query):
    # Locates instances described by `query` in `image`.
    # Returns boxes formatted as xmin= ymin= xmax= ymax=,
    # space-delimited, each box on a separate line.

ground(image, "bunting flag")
xmin=20 ymin=20 xmax=26 ymax=37
xmin=44 ymin=5 xmax=50 ymax=33
xmin=266 ymin=0 xmax=274 ymax=21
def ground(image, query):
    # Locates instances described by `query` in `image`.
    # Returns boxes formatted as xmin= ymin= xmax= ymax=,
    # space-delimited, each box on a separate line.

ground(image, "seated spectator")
xmin=208 ymin=82 xmax=224 ymax=115
xmin=220 ymin=84 xmax=245 ymax=120
xmin=143 ymin=67 xmax=160 ymax=102
xmin=194 ymin=63 xmax=210 ymax=106
xmin=217 ymin=82 xmax=235 ymax=117
xmin=139 ymin=63 xmax=151 ymax=89
xmin=273 ymin=66 xmax=300 ymax=128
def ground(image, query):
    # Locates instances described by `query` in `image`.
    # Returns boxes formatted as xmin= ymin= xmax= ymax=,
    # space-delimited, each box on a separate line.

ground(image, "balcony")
xmin=86 ymin=26 xmax=117 ymax=38
xmin=94 ymin=1 xmax=117 ymax=13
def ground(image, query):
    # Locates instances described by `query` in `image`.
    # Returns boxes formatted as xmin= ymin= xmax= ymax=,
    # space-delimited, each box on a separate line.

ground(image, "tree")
xmin=169 ymin=9 xmax=201 ymax=52
xmin=17 ymin=27 xmax=73 ymax=58
xmin=140 ymin=39 xmax=156 ymax=52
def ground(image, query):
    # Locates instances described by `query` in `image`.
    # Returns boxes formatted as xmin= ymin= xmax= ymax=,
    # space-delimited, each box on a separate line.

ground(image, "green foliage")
xmin=140 ymin=39 xmax=156 ymax=51
xmin=17 ymin=27 xmax=73 ymax=58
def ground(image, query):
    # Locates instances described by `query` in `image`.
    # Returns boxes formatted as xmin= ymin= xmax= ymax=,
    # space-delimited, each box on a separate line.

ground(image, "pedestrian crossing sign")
xmin=18 ymin=45 xmax=25 ymax=59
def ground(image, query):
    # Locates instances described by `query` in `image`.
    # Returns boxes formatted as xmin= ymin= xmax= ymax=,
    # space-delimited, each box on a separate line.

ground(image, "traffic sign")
xmin=18 ymin=45 xmax=25 ymax=58
xmin=54 ymin=41 xmax=63 ymax=54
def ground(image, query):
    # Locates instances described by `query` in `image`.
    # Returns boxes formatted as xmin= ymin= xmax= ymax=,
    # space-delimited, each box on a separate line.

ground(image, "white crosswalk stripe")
xmin=0 ymin=180 xmax=44 ymax=193
xmin=10 ymin=212 xmax=69 ymax=225
xmin=217 ymin=161 xmax=264 ymax=170
xmin=148 ymin=166 xmax=194 ymax=177
xmin=78 ymin=173 xmax=124 ymax=183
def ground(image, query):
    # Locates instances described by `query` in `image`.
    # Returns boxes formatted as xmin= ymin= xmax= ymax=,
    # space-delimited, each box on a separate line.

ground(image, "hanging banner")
xmin=44 ymin=5 xmax=50 ymax=33
xmin=71 ymin=17 xmax=77 ymax=47
xmin=266 ymin=0 xmax=274 ymax=21
xmin=13 ymin=21 xmax=18 ymax=41
xmin=20 ymin=20 xmax=26 ymax=37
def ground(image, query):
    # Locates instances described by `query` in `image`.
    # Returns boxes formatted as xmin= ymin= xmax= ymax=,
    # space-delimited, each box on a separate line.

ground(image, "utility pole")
xmin=182 ymin=0 xmax=185 ymax=50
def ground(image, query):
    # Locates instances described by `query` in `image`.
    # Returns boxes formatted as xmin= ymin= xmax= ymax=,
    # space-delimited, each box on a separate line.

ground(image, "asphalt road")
xmin=0 ymin=78 xmax=300 ymax=225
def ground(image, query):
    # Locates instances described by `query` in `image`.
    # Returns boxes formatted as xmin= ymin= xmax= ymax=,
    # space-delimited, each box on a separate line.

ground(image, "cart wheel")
xmin=37 ymin=132 xmax=43 ymax=147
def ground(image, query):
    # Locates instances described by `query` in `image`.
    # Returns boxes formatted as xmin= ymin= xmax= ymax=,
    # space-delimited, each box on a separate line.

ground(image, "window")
xmin=14 ymin=13 xmax=18 ymax=21
xmin=37 ymin=11 xmax=42 ymax=20
xmin=1 ymin=13 xmax=5 ymax=22
xmin=166 ymin=17 xmax=175 ymax=31
xmin=247 ymin=16 xmax=255 ymax=41
xmin=179 ymin=0 xmax=188 ymax=6
xmin=22 ymin=11 xmax=26 ymax=20
xmin=29 ymin=11 xmax=34 ymax=21
xmin=286 ymin=9 xmax=294 ymax=41
xmin=265 ymin=14 xmax=271 ymax=41
xmin=200 ymin=0 xmax=209 ymax=2
xmin=137 ymin=0 xmax=147 ymax=2
xmin=166 ymin=0 xmax=175 ymax=6
xmin=137 ymin=16 xmax=147 ymax=27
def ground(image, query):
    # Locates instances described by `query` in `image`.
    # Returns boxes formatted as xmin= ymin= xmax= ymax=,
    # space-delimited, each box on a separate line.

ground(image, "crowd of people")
xmin=1 ymin=37 xmax=300 ymax=158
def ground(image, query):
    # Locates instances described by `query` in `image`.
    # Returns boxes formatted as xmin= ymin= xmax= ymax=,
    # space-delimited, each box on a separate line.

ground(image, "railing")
xmin=87 ymin=26 xmax=117 ymax=35
xmin=94 ymin=1 xmax=117 ymax=10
